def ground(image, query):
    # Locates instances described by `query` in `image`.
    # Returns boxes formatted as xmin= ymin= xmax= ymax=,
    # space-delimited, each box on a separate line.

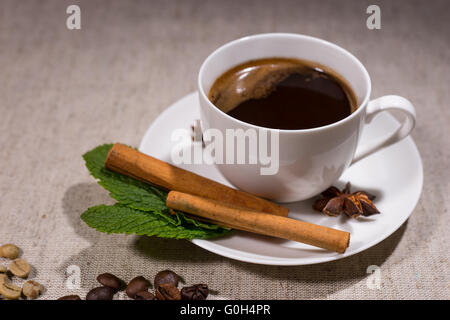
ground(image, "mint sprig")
xmin=81 ymin=144 xmax=231 ymax=239
xmin=81 ymin=204 xmax=228 ymax=240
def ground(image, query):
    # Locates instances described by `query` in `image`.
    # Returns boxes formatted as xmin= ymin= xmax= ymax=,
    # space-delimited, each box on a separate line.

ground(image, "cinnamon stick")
xmin=166 ymin=191 xmax=350 ymax=253
xmin=105 ymin=143 xmax=288 ymax=217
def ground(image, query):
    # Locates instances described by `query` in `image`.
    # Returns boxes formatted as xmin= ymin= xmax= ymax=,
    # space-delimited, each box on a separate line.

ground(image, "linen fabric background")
xmin=0 ymin=0 xmax=448 ymax=299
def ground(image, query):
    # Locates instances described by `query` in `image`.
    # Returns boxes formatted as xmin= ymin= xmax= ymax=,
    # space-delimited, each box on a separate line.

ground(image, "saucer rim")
xmin=139 ymin=92 xmax=424 ymax=266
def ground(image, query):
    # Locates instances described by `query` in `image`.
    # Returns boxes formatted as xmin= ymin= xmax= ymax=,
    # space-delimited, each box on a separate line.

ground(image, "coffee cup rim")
xmin=198 ymin=33 xmax=372 ymax=133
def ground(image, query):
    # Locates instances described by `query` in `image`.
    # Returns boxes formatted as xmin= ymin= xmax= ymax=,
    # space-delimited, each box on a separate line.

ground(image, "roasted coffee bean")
xmin=57 ymin=295 xmax=81 ymax=300
xmin=155 ymin=283 xmax=181 ymax=300
xmin=0 ymin=280 xmax=22 ymax=300
xmin=86 ymin=286 xmax=115 ymax=300
xmin=154 ymin=270 xmax=179 ymax=288
xmin=135 ymin=290 xmax=157 ymax=300
xmin=126 ymin=276 xmax=150 ymax=299
xmin=181 ymin=284 xmax=209 ymax=300
xmin=22 ymin=280 xmax=44 ymax=299
xmin=0 ymin=244 xmax=20 ymax=259
xmin=97 ymin=273 xmax=123 ymax=291
xmin=9 ymin=258 xmax=31 ymax=278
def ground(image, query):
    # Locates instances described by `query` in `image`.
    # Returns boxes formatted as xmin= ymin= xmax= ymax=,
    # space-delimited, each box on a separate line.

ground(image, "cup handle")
xmin=351 ymin=95 xmax=416 ymax=164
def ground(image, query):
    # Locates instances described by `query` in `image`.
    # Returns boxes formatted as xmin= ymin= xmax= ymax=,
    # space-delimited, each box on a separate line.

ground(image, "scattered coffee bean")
xmin=0 ymin=273 xmax=7 ymax=284
xmin=181 ymin=284 xmax=209 ymax=300
xmin=0 ymin=280 xmax=22 ymax=300
xmin=57 ymin=295 xmax=81 ymax=300
xmin=155 ymin=283 xmax=181 ymax=300
xmin=55 ymin=269 xmax=210 ymax=301
xmin=135 ymin=290 xmax=157 ymax=300
xmin=126 ymin=276 xmax=150 ymax=299
xmin=22 ymin=280 xmax=44 ymax=299
xmin=86 ymin=286 xmax=115 ymax=300
xmin=154 ymin=270 xmax=179 ymax=288
xmin=9 ymin=258 xmax=31 ymax=278
xmin=97 ymin=273 xmax=123 ymax=291
xmin=0 ymin=244 xmax=48 ymax=300
xmin=0 ymin=244 xmax=20 ymax=259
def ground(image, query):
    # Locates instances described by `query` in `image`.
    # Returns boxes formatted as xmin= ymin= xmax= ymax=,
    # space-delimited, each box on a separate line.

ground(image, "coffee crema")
xmin=208 ymin=58 xmax=357 ymax=130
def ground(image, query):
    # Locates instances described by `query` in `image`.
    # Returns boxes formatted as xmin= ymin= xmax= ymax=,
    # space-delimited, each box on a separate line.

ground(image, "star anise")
xmin=313 ymin=182 xmax=380 ymax=218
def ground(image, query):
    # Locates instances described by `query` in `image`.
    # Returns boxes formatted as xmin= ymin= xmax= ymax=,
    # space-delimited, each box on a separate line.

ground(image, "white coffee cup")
xmin=198 ymin=33 xmax=415 ymax=202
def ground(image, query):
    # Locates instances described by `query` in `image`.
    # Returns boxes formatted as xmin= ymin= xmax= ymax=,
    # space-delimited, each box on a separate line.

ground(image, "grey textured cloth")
xmin=0 ymin=0 xmax=448 ymax=300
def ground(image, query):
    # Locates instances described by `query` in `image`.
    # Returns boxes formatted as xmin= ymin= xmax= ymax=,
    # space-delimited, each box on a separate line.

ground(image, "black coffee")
xmin=208 ymin=58 xmax=357 ymax=130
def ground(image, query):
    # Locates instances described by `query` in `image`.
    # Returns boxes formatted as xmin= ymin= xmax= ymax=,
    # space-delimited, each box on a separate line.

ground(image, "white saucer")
xmin=139 ymin=92 xmax=423 ymax=265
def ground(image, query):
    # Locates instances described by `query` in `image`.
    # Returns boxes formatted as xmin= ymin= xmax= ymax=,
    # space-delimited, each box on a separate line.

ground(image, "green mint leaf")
xmin=83 ymin=144 xmax=178 ymax=225
xmin=177 ymin=212 xmax=228 ymax=230
xmin=82 ymin=144 xmax=230 ymax=235
xmin=81 ymin=204 xmax=230 ymax=240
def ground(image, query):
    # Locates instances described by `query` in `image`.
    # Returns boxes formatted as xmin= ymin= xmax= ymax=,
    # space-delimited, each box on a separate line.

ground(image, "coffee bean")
xmin=135 ymin=290 xmax=157 ymax=300
xmin=0 ymin=244 xmax=20 ymax=259
xmin=86 ymin=286 xmax=115 ymax=300
xmin=126 ymin=276 xmax=150 ymax=299
xmin=155 ymin=283 xmax=181 ymax=300
xmin=181 ymin=284 xmax=209 ymax=300
xmin=154 ymin=270 xmax=179 ymax=288
xmin=9 ymin=258 xmax=31 ymax=278
xmin=57 ymin=295 xmax=81 ymax=300
xmin=22 ymin=280 xmax=44 ymax=299
xmin=97 ymin=273 xmax=123 ymax=291
xmin=0 ymin=280 xmax=22 ymax=300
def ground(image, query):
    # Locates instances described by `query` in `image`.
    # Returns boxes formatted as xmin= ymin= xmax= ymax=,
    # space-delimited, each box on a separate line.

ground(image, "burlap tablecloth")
xmin=0 ymin=0 xmax=448 ymax=300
